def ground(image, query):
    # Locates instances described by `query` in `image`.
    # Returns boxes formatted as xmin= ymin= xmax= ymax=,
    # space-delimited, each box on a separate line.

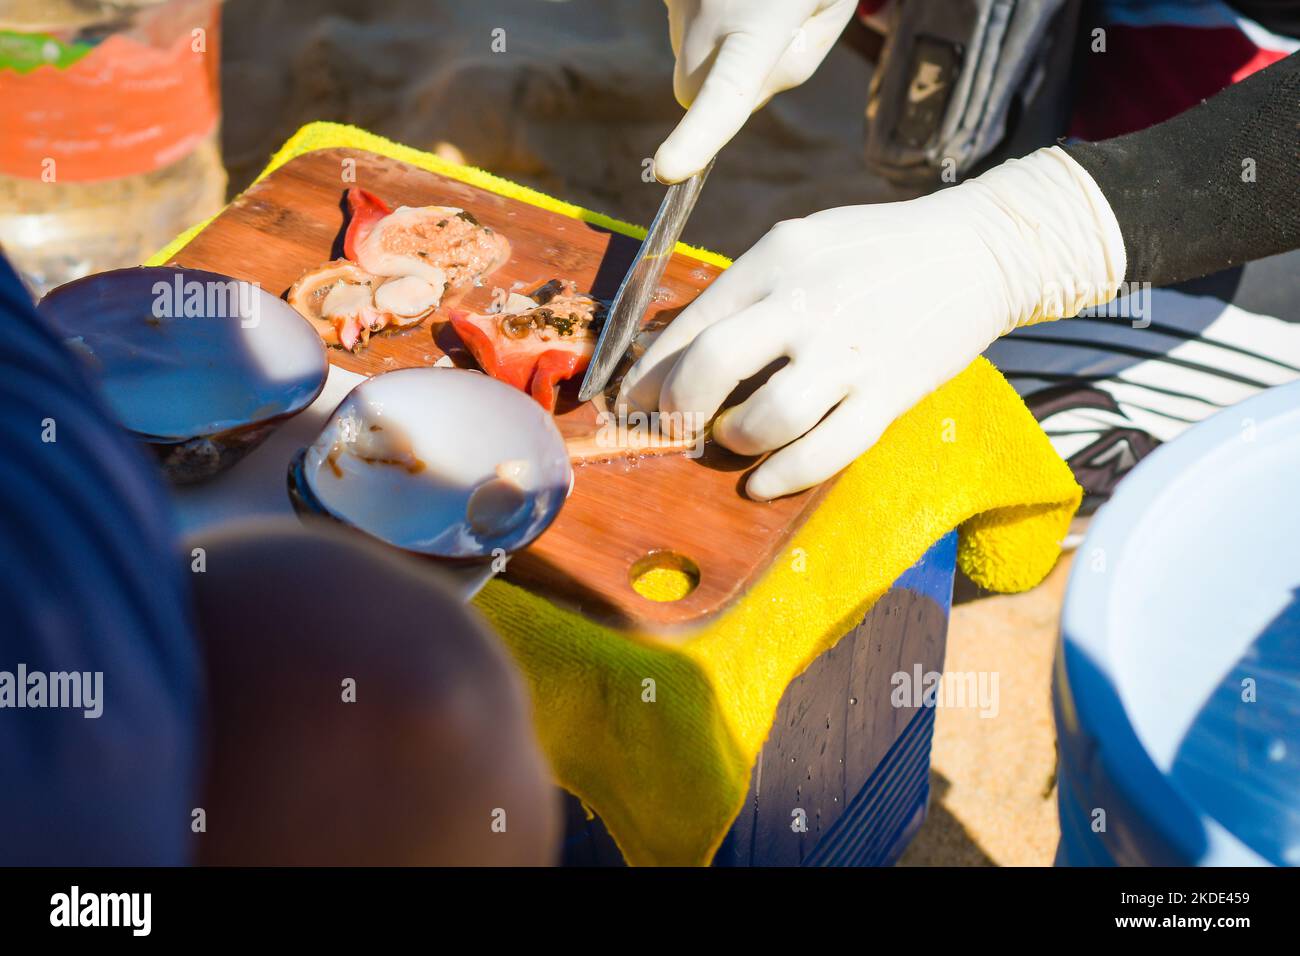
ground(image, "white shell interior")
xmin=303 ymin=367 xmax=572 ymax=556
xmin=43 ymin=268 xmax=327 ymax=441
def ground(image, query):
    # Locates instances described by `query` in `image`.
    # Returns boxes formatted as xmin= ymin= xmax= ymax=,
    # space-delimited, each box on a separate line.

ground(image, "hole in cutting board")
xmin=629 ymin=550 xmax=700 ymax=602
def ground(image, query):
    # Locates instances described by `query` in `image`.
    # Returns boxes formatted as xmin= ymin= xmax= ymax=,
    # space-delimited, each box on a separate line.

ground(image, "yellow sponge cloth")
xmin=477 ymin=356 xmax=1079 ymax=866
xmin=155 ymin=122 xmax=1081 ymax=867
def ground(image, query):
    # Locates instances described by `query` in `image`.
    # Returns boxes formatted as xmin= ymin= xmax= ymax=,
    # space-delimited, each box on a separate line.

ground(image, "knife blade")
xmin=577 ymin=159 xmax=714 ymax=402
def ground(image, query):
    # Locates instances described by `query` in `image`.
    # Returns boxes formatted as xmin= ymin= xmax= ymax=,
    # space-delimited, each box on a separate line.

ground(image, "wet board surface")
xmin=169 ymin=147 xmax=835 ymax=633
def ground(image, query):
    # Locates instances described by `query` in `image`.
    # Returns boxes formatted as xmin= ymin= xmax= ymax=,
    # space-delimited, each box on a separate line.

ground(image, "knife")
xmin=577 ymin=158 xmax=714 ymax=402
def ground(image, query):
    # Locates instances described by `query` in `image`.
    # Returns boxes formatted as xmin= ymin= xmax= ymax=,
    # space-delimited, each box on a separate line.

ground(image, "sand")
xmin=218 ymin=0 xmax=1061 ymax=866
xmin=220 ymin=0 xmax=916 ymax=259
xmin=900 ymin=555 xmax=1074 ymax=867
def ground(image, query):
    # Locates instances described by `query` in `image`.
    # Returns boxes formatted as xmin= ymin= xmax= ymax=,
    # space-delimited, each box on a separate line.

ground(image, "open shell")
xmin=288 ymin=367 xmax=572 ymax=561
xmin=39 ymin=266 xmax=328 ymax=484
xmin=287 ymin=260 xmax=443 ymax=351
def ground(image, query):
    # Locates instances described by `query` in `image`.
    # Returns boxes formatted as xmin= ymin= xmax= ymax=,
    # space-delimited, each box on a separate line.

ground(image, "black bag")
xmin=864 ymin=0 xmax=1084 ymax=185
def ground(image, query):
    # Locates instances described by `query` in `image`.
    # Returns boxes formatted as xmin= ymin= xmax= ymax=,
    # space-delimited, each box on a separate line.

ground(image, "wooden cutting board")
xmin=169 ymin=147 xmax=835 ymax=633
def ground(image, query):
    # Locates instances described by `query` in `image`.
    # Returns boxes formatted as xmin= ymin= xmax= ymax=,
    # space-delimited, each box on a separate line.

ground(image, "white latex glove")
xmin=655 ymin=0 xmax=858 ymax=183
xmin=620 ymin=146 xmax=1127 ymax=499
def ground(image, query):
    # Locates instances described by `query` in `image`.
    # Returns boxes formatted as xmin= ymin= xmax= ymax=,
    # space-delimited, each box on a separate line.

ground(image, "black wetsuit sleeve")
xmin=1062 ymin=50 xmax=1300 ymax=287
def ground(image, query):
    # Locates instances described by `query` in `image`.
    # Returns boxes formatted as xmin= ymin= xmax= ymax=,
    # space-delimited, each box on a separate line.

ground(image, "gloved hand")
xmin=620 ymin=146 xmax=1127 ymax=499
xmin=655 ymin=0 xmax=858 ymax=183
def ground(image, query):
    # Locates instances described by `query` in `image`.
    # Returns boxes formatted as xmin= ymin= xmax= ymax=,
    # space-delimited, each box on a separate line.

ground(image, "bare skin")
xmin=189 ymin=519 xmax=559 ymax=865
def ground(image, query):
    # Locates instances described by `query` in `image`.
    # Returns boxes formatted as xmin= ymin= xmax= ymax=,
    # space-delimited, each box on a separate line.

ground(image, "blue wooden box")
xmin=562 ymin=532 xmax=957 ymax=866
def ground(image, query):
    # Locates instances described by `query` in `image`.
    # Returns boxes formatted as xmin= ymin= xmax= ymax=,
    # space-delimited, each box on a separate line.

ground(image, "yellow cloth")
xmin=153 ymin=122 xmax=1081 ymax=867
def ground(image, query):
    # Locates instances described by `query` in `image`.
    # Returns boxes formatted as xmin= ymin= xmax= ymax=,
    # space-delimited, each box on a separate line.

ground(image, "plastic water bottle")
xmin=0 ymin=0 xmax=227 ymax=296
